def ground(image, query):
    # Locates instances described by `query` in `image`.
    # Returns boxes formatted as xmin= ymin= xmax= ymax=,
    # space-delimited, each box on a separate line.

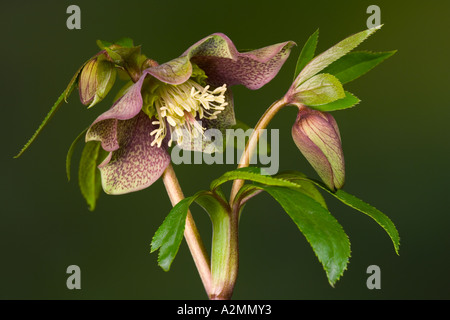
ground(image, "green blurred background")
xmin=1 ymin=0 xmax=449 ymax=300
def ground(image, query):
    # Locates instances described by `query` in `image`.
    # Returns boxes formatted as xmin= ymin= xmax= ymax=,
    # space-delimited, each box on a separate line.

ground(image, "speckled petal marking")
xmin=85 ymin=118 xmax=120 ymax=152
xmin=189 ymin=36 xmax=296 ymax=89
xmin=98 ymin=112 xmax=171 ymax=195
xmin=184 ymin=33 xmax=238 ymax=59
xmin=143 ymin=33 xmax=295 ymax=90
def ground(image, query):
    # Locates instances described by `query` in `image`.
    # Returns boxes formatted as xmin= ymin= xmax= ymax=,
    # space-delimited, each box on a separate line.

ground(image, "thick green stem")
xmin=205 ymin=97 xmax=288 ymax=300
xmin=209 ymin=204 xmax=240 ymax=300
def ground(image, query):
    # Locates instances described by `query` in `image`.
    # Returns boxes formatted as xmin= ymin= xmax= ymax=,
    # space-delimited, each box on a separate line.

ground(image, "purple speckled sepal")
xmin=145 ymin=33 xmax=296 ymax=89
xmin=85 ymin=118 xmax=120 ymax=152
xmin=96 ymin=112 xmax=170 ymax=195
xmin=190 ymin=36 xmax=296 ymax=89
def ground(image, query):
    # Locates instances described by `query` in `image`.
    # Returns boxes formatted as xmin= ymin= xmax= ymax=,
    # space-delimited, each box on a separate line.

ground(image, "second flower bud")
xmin=78 ymin=53 xmax=117 ymax=108
xmin=292 ymin=107 xmax=345 ymax=191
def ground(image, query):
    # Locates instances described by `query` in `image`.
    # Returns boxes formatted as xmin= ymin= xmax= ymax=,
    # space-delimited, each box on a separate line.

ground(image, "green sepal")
xmin=78 ymin=141 xmax=107 ymax=211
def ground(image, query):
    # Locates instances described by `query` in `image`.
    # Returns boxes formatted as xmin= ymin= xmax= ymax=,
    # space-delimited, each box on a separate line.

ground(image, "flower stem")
xmin=208 ymin=200 xmax=240 ymax=300
xmin=162 ymin=163 xmax=212 ymax=296
xmin=229 ymin=98 xmax=288 ymax=204
xmin=205 ymin=97 xmax=287 ymax=300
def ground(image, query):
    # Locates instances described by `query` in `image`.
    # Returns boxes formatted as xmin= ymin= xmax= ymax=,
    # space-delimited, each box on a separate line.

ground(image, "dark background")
xmin=1 ymin=0 xmax=449 ymax=299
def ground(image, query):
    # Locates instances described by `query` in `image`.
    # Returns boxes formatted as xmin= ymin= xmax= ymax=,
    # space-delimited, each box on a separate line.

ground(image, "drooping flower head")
xmin=86 ymin=34 xmax=295 ymax=195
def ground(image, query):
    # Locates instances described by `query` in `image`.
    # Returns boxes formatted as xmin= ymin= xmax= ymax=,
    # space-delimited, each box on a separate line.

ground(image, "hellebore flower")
xmin=86 ymin=33 xmax=295 ymax=195
xmin=291 ymin=107 xmax=345 ymax=190
xmin=78 ymin=51 xmax=117 ymax=108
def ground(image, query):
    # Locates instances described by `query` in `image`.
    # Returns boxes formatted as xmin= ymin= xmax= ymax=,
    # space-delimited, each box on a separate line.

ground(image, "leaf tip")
xmin=394 ymin=239 xmax=401 ymax=256
xmin=373 ymin=23 xmax=384 ymax=30
xmin=158 ymin=260 xmax=172 ymax=272
xmin=150 ymin=239 xmax=160 ymax=254
xmin=14 ymin=144 xmax=30 ymax=159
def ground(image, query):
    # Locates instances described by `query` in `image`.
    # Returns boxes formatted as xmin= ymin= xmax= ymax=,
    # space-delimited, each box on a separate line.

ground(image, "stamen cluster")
xmin=150 ymin=80 xmax=228 ymax=147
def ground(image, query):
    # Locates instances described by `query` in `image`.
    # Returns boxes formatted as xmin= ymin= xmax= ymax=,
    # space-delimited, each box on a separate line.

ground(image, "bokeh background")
xmin=1 ymin=0 xmax=449 ymax=300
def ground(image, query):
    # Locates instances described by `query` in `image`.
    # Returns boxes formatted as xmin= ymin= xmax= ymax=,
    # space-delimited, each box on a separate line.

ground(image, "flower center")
xmin=149 ymin=80 xmax=228 ymax=148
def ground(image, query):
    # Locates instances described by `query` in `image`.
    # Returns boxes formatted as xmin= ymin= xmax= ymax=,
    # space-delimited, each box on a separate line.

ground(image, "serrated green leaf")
xmin=331 ymin=189 xmax=400 ymax=255
xmin=295 ymin=26 xmax=382 ymax=86
xmin=276 ymin=171 xmax=400 ymax=255
xmin=261 ymin=186 xmax=350 ymax=286
xmin=295 ymin=73 xmax=346 ymax=106
xmin=151 ymin=191 xmax=214 ymax=271
xmin=275 ymin=172 xmax=328 ymax=209
xmin=14 ymin=59 xmax=89 ymax=159
xmin=66 ymin=128 xmax=88 ymax=181
xmin=151 ymin=197 xmax=192 ymax=271
xmin=310 ymin=91 xmax=360 ymax=112
xmin=210 ymin=167 xmax=301 ymax=191
xmin=232 ymin=170 xmax=327 ymax=210
xmin=294 ymin=29 xmax=319 ymax=80
xmin=321 ymin=50 xmax=397 ymax=84
xmin=78 ymin=141 xmax=106 ymax=211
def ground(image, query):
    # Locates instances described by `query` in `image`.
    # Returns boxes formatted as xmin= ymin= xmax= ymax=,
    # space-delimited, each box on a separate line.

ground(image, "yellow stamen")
xmin=150 ymin=80 xmax=228 ymax=148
